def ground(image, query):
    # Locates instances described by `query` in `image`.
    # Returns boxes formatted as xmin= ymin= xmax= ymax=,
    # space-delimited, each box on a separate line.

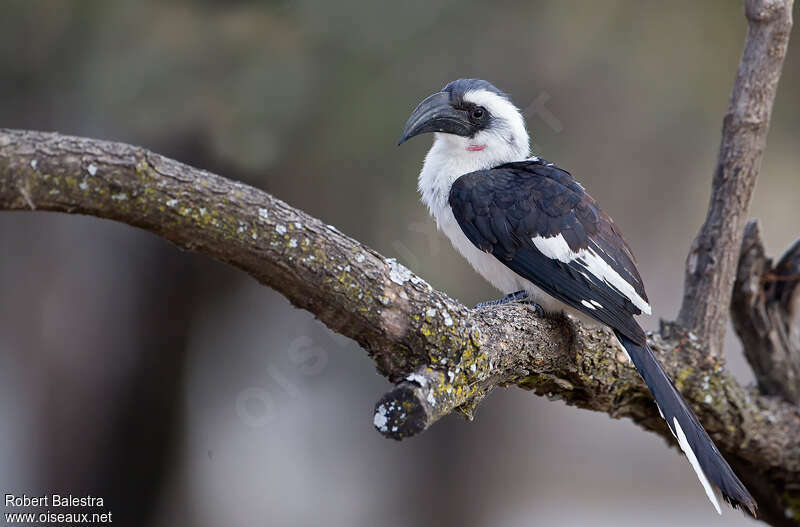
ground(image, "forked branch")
xmin=677 ymin=0 xmax=793 ymax=357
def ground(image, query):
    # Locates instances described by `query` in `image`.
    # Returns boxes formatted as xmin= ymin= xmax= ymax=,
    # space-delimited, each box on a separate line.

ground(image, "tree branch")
xmin=2 ymin=128 xmax=800 ymax=525
xmin=732 ymin=220 xmax=800 ymax=405
xmin=677 ymin=0 xmax=793 ymax=357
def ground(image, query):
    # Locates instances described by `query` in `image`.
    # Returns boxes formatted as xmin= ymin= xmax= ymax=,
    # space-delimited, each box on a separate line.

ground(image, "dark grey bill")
xmin=397 ymin=91 xmax=472 ymax=145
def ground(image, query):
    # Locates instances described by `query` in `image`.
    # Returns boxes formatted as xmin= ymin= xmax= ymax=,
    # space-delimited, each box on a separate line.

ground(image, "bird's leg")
xmin=518 ymin=299 xmax=546 ymax=317
xmin=472 ymin=289 xmax=535 ymax=310
xmin=474 ymin=290 xmax=529 ymax=308
xmin=474 ymin=290 xmax=546 ymax=316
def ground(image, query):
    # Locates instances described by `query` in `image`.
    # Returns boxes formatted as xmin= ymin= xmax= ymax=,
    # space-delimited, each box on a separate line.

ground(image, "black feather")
xmin=615 ymin=331 xmax=757 ymax=515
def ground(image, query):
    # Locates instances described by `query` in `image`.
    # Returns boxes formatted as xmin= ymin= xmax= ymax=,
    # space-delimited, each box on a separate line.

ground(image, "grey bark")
xmin=677 ymin=0 xmax=794 ymax=358
xmin=732 ymin=220 xmax=800 ymax=405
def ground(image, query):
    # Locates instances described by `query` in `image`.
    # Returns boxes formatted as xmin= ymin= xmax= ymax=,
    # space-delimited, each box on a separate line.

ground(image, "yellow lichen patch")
xmin=414 ymin=317 xmax=489 ymax=420
xmin=782 ymin=491 xmax=800 ymax=521
xmin=674 ymin=367 xmax=693 ymax=391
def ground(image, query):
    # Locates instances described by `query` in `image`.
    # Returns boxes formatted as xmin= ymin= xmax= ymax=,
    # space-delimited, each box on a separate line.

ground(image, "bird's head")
xmin=398 ymin=79 xmax=530 ymax=164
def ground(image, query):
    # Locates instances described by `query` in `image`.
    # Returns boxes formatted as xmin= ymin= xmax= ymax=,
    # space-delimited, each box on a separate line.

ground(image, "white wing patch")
xmin=673 ymin=418 xmax=722 ymax=515
xmin=581 ymin=300 xmax=596 ymax=310
xmin=531 ymin=234 xmax=651 ymax=314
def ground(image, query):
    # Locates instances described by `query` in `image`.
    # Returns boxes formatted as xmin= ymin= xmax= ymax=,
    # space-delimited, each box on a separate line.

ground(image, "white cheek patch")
xmin=462 ymin=89 xmax=520 ymax=123
xmin=531 ymin=234 xmax=651 ymax=315
xmin=461 ymin=89 xmax=530 ymax=154
xmin=673 ymin=418 xmax=722 ymax=515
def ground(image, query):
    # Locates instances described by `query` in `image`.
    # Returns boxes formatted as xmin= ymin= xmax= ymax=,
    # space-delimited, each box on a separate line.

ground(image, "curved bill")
xmin=397 ymin=91 xmax=472 ymax=145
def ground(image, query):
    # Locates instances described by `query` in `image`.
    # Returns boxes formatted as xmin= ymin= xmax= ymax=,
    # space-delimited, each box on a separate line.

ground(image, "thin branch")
xmin=677 ymin=0 xmax=793 ymax=357
xmin=732 ymin=220 xmax=800 ymax=404
xmin=2 ymin=129 xmax=800 ymax=525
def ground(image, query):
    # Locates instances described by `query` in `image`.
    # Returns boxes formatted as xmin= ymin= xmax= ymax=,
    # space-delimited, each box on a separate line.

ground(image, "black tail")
xmin=615 ymin=330 xmax=756 ymax=515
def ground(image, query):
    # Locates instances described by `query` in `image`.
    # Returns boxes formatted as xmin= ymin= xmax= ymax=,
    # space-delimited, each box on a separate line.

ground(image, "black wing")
xmin=449 ymin=158 xmax=650 ymax=344
xmin=449 ymin=158 xmax=756 ymax=512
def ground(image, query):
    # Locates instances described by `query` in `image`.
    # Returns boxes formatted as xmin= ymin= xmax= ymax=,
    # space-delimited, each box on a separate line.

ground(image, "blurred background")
xmin=1 ymin=1 xmax=798 ymax=525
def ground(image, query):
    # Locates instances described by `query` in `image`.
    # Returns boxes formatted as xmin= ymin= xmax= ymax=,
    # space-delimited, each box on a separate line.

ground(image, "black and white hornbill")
xmin=398 ymin=78 xmax=755 ymax=515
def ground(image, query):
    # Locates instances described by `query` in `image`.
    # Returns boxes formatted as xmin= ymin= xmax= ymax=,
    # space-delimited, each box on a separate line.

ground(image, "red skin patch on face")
xmin=466 ymin=144 xmax=486 ymax=151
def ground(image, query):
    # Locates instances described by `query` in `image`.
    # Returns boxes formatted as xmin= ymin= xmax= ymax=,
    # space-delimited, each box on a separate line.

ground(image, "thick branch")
xmin=677 ymin=0 xmax=793 ymax=357
xmin=732 ymin=220 xmax=800 ymax=404
xmin=2 ymin=129 xmax=800 ymax=525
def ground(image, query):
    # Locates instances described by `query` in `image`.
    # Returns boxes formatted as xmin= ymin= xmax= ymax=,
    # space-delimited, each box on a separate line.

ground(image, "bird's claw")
xmin=518 ymin=299 xmax=545 ymax=317
xmin=474 ymin=290 xmax=533 ymax=310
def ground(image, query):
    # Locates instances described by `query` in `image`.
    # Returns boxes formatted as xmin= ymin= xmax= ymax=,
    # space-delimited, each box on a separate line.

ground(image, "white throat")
xmin=418 ymin=132 xmax=529 ymax=225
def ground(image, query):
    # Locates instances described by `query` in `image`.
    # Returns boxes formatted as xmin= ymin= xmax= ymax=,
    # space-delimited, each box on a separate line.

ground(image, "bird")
xmin=398 ymin=78 xmax=756 ymax=515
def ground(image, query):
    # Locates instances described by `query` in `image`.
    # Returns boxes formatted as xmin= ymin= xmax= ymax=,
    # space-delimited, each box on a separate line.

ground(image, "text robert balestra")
xmin=5 ymin=494 xmax=105 ymax=507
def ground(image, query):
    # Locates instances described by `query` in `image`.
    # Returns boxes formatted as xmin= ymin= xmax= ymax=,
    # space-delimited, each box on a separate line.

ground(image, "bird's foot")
xmin=474 ymin=290 xmax=532 ymax=309
xmin=518 ymin=299 xmax=546 ymax=317
xmin=474 ymin=291 xmax=545 ymax=316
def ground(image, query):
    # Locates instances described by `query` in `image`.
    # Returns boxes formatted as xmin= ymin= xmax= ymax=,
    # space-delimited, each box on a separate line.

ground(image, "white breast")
xmin=437 ymin=205 xmax=522 ymax=293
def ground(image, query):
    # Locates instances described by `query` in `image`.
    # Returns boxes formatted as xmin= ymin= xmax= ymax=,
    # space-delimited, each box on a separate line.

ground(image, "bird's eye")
xmin=472 ymin=107 xmax=485 ymax=119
